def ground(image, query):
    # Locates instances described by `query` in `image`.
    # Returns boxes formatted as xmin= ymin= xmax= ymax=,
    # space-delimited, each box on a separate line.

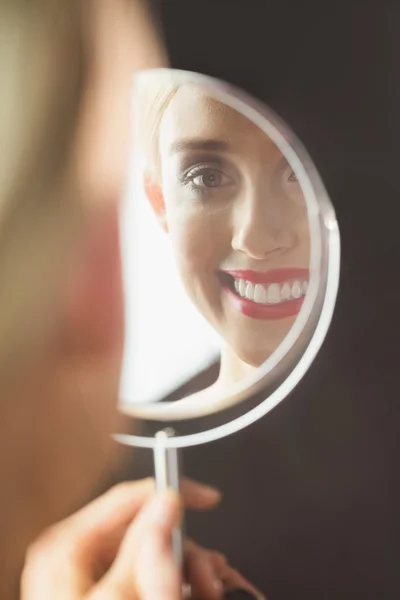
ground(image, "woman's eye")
xmin=186 ymin=167 xmax=234 ymax=190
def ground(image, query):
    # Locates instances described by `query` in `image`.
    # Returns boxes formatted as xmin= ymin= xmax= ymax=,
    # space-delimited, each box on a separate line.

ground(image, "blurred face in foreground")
xmin=0 ymin=0 xmax=167 ymax=589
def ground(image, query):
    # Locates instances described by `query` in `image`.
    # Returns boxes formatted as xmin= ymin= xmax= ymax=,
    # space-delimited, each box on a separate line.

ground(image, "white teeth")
xmin=232 ymin=277 xmax=308 ymax=305
xmin=239 ymin=279 xmax=247 ymax=297
xmin=254 ymin=283 xmax=268 ymax=304
xmin=281 ymin=282 xmax=291 ymax=301
xmin=245 ymin=282 xmax=254 ymax=300
xmin=266 ymin=283 xmax=281 ymax=304
xmin=291 ymin=280 xmax=302 ymax=299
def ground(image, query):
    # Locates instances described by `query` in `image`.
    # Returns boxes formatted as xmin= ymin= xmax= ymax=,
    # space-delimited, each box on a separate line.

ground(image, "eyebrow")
xmin=169 ymin=138 xmax=230 ymax=154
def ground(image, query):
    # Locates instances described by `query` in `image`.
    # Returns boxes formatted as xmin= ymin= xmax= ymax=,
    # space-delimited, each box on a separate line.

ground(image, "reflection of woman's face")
xmin=155 ymin=85 xmax=310 ymax=367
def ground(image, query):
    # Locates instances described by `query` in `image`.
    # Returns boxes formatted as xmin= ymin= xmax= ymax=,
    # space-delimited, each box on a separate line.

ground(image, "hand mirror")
xmin=115 ymin=68 xmax=340 ymax=589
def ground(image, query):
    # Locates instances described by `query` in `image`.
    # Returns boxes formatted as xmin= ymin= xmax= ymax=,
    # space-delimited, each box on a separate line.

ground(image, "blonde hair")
xmin=0 ymin=0 xmax=88 ymax=373
xmin=0 ymin=0 xmax=169 ymax=376
xmin=133 ymin=69 xmax=204 ymax=180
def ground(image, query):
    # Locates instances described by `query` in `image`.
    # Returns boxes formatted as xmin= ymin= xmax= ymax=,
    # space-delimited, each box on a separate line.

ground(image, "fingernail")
xmin=146 ymin=491 xmax=180 ymax=528
xmin=198 ymin=484 xmax=222 ymax=501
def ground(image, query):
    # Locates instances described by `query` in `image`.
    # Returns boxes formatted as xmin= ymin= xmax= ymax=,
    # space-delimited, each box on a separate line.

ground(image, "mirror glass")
xmin=117 ymin=69 xmax=339 ymax=447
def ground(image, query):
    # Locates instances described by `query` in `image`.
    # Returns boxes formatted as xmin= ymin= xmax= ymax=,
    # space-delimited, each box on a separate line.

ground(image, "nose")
xmin=231 ymin=188 xmax=297 ymax=260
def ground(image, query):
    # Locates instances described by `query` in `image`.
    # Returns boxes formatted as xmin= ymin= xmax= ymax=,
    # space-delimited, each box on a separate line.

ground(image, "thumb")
xmin=89 ymin=490 xmax=182 ymax=600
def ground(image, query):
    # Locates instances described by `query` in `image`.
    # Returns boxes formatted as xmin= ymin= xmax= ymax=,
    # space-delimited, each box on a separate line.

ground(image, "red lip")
xmin=221 ymin=267 xmax=309 ymax=284
xmin=219 ymin=267 xmax=308 ymax=320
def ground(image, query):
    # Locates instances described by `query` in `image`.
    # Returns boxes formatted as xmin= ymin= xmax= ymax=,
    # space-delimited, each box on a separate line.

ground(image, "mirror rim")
xmin=116 ymin=68 xmax=341 ymax=448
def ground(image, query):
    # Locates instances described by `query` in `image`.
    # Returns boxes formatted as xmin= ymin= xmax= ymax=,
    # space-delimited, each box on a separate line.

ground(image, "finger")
xmin=133 ymin=493 xmax=182 ymax=600
xmin=185 ymin=541 xmax=225 ymax=600
xmin=180 ymin=479 xmax=222 ymax=509
xmin=220 ymin=565 xmax=266 ymax=600
xmin=63 ymin=478 xmax=220 ymax=588
xmin=91 ymin=490 xmax=182 ymax=600
xmin=68 ymin=478 xmax=220 ymax=556
xmin=208 ymin=550 xmax=229 ymax=571
xmin=72 ymin=478 xmax=219 ymax=535
xmin=70 ymin=478 xmax=154 ymax=535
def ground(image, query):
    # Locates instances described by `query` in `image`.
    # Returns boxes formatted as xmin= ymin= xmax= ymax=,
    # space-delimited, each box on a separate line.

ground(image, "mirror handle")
xmin=154 ymin=429 xmax=189 ymax=598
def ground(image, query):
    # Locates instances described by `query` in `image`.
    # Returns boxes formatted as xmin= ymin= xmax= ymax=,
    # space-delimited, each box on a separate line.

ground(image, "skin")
xmin=146 ymin=84 xmax=310 ymax=386
xmin=0 ymin=2 xmax=263 ymax=599
xmin=22 ymin=479 xmax=263 ymax=600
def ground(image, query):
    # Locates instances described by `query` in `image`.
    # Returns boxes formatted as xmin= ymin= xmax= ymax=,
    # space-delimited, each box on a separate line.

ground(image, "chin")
xmin=235 ymin=346 xmax=271 ymax=370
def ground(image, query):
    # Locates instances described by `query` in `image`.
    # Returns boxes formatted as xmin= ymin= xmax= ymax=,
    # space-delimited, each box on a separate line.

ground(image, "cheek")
xmin=295 ymin=213 xmax=311 ymax=253
xmin=68 ymin=204 xmax=125 ymax=356
xmin=163 ymin=186 xmax=234 ymax=290
xmin=169 ymin=213 xmax=228 ymax=280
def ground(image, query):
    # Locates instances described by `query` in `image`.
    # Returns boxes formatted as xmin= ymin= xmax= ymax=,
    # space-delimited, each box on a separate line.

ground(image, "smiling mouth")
xmin=220 ymin=271 xmax=308 ymax=305
xmin=218 ymin=268 xmax=309 ymax=320
xmin=231 ymin=277 xmax=308 ymax=304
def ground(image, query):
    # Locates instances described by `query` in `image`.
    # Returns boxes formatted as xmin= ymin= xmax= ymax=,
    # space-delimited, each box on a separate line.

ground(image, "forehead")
xmin=158 ymin=84 xmax=282 ymax=161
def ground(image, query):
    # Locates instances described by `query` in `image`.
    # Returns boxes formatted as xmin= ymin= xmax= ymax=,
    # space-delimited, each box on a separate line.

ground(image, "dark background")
xmin=126 ymin=3 xmax=400 ymax=598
